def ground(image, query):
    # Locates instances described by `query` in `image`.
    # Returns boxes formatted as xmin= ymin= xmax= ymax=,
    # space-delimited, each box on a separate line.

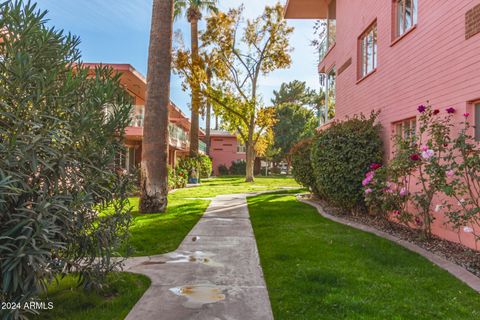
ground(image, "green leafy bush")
xmin=311 ymin=112 xmax=383 ymax=212
xmin=218 ymin=164 xmax=229 ymax=176
xmin=178 ymin=155 xmax=212 ymax=180
xmin=229 ymin=160 xmax=247 ymax=175
xmin=290 ymin=138 xmax=317 ymax=193
xmin=198 ymin=155 xmax=212 ymax=179
xmin=0 ymin=2 xmax=133 ymax=318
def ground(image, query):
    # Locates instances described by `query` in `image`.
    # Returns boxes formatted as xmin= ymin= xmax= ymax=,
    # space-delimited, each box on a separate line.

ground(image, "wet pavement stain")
xmin=140 ymin=261 xmax=166 ymax=265
xmin=138 ymin=251 xmax=224 ymax=267
xmin=169 ymin=285 xmax=226 ymax=308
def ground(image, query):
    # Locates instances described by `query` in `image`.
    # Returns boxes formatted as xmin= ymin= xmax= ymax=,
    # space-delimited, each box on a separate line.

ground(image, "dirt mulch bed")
xmin=301 ymin=195 xmax=480 ymax=278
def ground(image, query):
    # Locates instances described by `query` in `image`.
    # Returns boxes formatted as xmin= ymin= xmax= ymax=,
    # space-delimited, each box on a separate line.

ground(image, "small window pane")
xmin=405 ymin=0 xmax=412 ymax=30
xmin=412 ymin=0 xmax=418 ymax=24
xmin=397 ymin=0 xmax=404 ymax=36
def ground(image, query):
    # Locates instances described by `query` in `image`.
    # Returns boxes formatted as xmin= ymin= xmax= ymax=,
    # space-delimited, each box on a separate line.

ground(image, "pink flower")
xmin=421 ymin=149 xmax=434 ymax=159
xmin=446 ymin=170 xmax=455 ymax=177
xmin=399 ymin=187 xmax=408 ymax=196
xmin=417 ymin=105 xmax=426 ymax=113
xmin=393 ymin=210 xmax=400 ymax=216
xmin=463 ymin=226 xmax=474 ymax=233
xmin=464 ymin=112 xmax=470 ymax=118
xmin=446 ymin=107 xmax=455 ymax=114
xmin=420 ymin=145 xmax=429 ymax=152
xmin=433 ymin=109 xmax=440 ymax=115
xmin=365 ymin=188 xmax=373 ymax=194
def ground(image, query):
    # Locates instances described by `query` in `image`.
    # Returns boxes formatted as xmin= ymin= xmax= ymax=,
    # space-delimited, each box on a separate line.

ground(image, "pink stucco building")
xmin=285 ymin=0 xmax=480 ymax=249
xmin=209 ymin=130 xmax=246 ymax=175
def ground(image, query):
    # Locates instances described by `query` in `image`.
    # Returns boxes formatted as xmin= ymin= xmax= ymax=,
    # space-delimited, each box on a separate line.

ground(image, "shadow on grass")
xmin=248 ymin=194 xmax=480 ymax=320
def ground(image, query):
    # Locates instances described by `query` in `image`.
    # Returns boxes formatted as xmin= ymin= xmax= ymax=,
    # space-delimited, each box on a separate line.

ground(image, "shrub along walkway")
xmin=122 ymin=193 xmax=274 ymax=320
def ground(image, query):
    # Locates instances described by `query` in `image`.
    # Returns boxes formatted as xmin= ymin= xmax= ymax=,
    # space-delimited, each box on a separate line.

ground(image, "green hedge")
xmin=178 ymin=155 xmax=212 ymax=179
xmin=290 ymin=138 xmax=317 ymax=193
xmin=311 ymin=113 xmax=383 ymax=212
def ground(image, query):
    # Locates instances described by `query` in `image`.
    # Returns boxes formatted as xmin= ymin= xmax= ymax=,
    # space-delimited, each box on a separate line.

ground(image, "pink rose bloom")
xmin=393 ymin=210 xmax=400 ymax=216
xmin=421 ymin=149 xmax=434 ymax=159
xmin=420 ymin=145 xmax=429 ymax=152
xmin=362 ymin=176 xmax=372 ymax=186
xmin=365 ymin=188 xmax=373 ymax=194
xmin=463 ymin=226 xmax=474 ymax=233
xmin=446 ymin=170 xmax=455 ymax=177
xmin=464 ymin=112 xmax=470 ymax=118
xmin=399 ymin=187 xmax=408 ymax=196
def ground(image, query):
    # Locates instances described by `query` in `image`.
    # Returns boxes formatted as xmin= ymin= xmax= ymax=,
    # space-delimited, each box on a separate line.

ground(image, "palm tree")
xmin=174 ymin=0 xmax=218 ymax=157
xmin=140 ymin=0 xmax=174 ymax=213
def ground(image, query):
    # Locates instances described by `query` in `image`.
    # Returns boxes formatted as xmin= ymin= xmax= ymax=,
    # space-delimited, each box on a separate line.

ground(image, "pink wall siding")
xmin=210 ymin=136 xmax=246 ymax=175
xmin=321 ymin=0 xmax=480 ymax=249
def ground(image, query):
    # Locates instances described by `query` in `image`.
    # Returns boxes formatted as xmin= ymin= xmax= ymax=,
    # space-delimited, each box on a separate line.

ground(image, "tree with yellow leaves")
xmin=174 ymin=4 xmax=293 ymax=181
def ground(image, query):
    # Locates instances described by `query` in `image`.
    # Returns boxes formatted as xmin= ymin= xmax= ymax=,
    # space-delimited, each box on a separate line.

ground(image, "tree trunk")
xmin=205 ymin=68 xmax=212 ymax=155
xmin=245 ymin=143 xmax=255 ymax=182
xmin=245 ymin=121 xmax=255 ymax=182
xmin=189 ymin=18 xmax=200 ymax=157
xmin=140 ymin=0 xmax=173 ymax=213
xmin=215 ymin=114 xmax=219 ymax=130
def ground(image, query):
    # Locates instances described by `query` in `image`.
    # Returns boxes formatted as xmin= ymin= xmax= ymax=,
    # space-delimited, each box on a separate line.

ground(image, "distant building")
xmin=84 ymin=63 xmax=206 ymax=172
xmin=208 ymin=130 xmax=246 ymax=175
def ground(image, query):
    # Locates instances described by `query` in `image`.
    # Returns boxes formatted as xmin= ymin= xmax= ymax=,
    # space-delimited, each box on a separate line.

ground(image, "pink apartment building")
xmin=285 ymin=0 xmax=480 ymax=249
xmin=84 ymin=63 xmax=206 ymax=171
xmin=209 ymin=130 xmax=247 ymax=175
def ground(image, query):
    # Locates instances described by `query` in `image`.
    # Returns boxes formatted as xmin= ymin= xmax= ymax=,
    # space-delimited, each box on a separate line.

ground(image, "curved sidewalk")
xmin=123 ymin=194 xmax=274 ymax=320
xmin=298 ymin=196 xmax=480 ymax=293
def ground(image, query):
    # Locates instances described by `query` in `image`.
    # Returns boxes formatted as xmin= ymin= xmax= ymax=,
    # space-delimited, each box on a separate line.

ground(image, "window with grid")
xmin=394 ymin=117 xmax=417 ymax=140
xmin=359 ymin=22 xmax=377 ymax=78
xmin=395 ymin=0 xmax=418 ymax=38
xmin=237 ymin=143 xmax=246 ymax=153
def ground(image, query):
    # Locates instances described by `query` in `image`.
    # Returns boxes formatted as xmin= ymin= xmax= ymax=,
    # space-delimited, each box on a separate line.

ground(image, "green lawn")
xmin=122 ymin=197 xmax=210 ymax=256
xmin=124 ymin=176 xmax=300 ymax=257
xmin=170 ymin=176 xmax=301 ymax=199
xmin=248 ymin=194 xmax=480 ymax=320
xmin=36 ymin=273 xmax=150 ymax=320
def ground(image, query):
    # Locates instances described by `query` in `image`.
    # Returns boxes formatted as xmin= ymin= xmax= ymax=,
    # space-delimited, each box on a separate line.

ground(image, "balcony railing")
xmin=169 ymin=123 xmax=189 ymax=149
xmin=199 ymin=140 xmax=207 ymax=154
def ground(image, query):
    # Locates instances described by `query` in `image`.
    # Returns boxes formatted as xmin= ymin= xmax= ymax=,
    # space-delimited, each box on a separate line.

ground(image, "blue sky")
xmin=37 ymin=0 xmax=319 ymax=126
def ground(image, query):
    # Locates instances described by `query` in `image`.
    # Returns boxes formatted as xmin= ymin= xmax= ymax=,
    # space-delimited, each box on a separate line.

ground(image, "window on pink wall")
xmin=394 ymin=117 xmax=417 ymax=140
xmin=359 ymin=22 xmax=377 ymax=79
xmin=394 ymin=0 xmax=418 ymax=38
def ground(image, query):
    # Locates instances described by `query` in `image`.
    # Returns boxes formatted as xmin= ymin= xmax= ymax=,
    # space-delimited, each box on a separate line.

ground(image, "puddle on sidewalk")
xmin=139 ymin=251 xmax=223 ymax=268
xmin=169 ymin=285 xmax=225 ymax=308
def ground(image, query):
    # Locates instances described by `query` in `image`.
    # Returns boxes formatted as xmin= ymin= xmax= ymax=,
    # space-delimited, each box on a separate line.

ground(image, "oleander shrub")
xmin=290 ymin=138 xmax=317 ymax=193
xmin=218 ymin=164 xmax=229 ymax=176
xmin=311 ymin=112 xmax=383 ymax=213
xmin=0 ymin=2 xmax=133 ymax=318
xmin=229 ymin=160 xmax=247 ymax=175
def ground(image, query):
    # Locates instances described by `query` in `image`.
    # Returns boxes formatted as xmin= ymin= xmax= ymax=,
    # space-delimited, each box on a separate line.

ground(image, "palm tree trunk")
xmin=205 ymin=68 xmax=212 ymax=155
xmin=140 ymin=0 xmax=173 ymax=213
xmin=189 ymin=18 xmax=200 ymax=157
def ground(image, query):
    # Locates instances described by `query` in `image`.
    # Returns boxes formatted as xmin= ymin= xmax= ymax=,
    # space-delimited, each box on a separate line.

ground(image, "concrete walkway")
xmin=123 ymin=194 xmax=274 ymax=320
